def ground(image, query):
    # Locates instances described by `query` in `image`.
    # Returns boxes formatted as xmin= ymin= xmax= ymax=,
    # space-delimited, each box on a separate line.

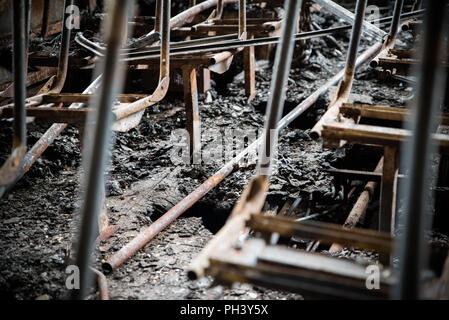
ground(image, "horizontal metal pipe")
xmin=76 ymin=26 xmax=352 ymax=59
xmin=103 ymin=40 xmax=383 ymax=273
xmin=76 ymin=9 xmax=424 ymax=61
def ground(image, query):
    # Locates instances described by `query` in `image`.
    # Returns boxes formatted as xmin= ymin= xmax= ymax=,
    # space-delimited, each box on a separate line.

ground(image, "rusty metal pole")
xmin=90 ymin=268 xmax=109 ymax=300
xmin=217 ymin=0 xmax=224 ymax=19
xmin=0 ymin=0 xmax=27 ymax=193
xmin=159 ymin=0 xmax=170 ymax=81
xmin=310 ymin=0 xmax=368 ymax=140
xmin=370 ymin=0 xmax=404 ymax=68
xmin=155 ymin=0 xmax=162 ymax=33
xmin=13 ymin=0 xmax=27 ymax=158
xmin=241 ymin=0 xmax=256 ymax=102
xmin=41 ymin=0 xmax=51 ymax=38
xmin=388 ymin=0 xmax=404 ymax=43
xmin=239 ymin=0 xmax=246 ymax=39
xmin=395 ymin=0 xmax=449 ymax=300
xmin=258 ymin=0 xmax=302 ymax=178
xmin=333 ymin=0 xmax=368 ymax=95
xmin=72 ymin=0 xmax=131 ymax=299
xmin=48 ymin=0 xmax=73 ymax=93
xmin=329 ymin=158 xmax=383 ymax=253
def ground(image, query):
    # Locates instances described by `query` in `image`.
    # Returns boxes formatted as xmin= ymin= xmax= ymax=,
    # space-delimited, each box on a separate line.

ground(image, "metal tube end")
xmin=102 ymin=262 xmax=113 ymax=274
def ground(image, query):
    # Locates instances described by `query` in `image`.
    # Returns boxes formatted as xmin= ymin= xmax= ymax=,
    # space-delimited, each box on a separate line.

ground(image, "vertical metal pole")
xmin=310 ymin=0 xmax=367 ymax=140
xmin=258 ymin=0 xmax=303 ymax=177
xmin=49 ymin=0 xmax=73 ymax=93
xmin=160 ymin=0 xmax=170 ymax=80
xmin=341 ymin=0 xmax=367 ymax=95
xmin=388 ymin=0 xmax=404 ymax=41
xmin=155 ymin=0 xmax=162 ymax=33
xmin=12 ymin=0 xmax=27 ymax=153
xmin=217 ymin=0 xmax=224 ymax=19
xmin=73 ymin=0 xmax=131 ymax=300
xmin=395 ymin=0 xmax=449 ymax=300
xmin=1 ymin=0 xmax=28 ymax=191
xmin=25 ymin=0 xmax=31 ymax=53
xmin=370 ymin=0 xmax=403 ymax=69
xmin=41 ymin=0 xmax=51 ymax=38
xmin=239 ymin=0 xmax=246 ymax=39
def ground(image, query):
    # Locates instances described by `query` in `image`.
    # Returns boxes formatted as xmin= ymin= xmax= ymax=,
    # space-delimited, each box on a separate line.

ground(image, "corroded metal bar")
xmin=329 ymin=158 xmax=384 ymax=253
xmin=396 ymin=0 xmax=449 ymax=300
xmin=90 ymin=268 xmax=109 ymax=300
xmin=388 ymin=0 xmax=404 ymax=43
xmin=0 ymin=0 xmax=27 ymax=188
xmin=239 ymin=0 xmax=246 ymax=39
xmin=247 ymin=214 xmax=393 ymax=254
xmin=321 ymin=122 xmax=449 ymax=152
xmin=48 ymin=0 xmax=74 ymax=93
xmin=73 ymin=0 xmax=130 ymax=299
xmin=1 ymin=106 xmax=89 ymax=124
xmin=310 ymin=0 xmax=368 ymax=140
xmin=182 ymin=66 xmax=200 ymax=159
xmin=258 ymin=0 xmax=302 ymax=177
xmin=103 ymin=163 xmax=235 ymax=273
xmin=155 ymin=0 xmax=162 ymax=33
xmin=370 ymin=0 xmax=404 ymax=68
xmin=379 ymin=145 xmax=398 ymax=236
xmin=112 ymin=0 xmax=170 ymax=121
xmin=41 ymin=0 xmax=51 ymax=38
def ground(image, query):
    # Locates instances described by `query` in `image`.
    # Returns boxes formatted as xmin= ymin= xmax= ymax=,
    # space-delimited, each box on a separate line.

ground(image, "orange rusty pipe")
xmin=90 ymin=267 xmax=109 ymax=300
xmin=310 ymin=0 xmax=369 ymax=140
xmin=48 ymin=0 xmax=73 ymax=94
xmin=113 ymin=0 xmax=170 ymax=121
xmin=329 ymin=158 xmax=384 ymax=253
xmin=103 ymin=163 xmax=235 ymax=273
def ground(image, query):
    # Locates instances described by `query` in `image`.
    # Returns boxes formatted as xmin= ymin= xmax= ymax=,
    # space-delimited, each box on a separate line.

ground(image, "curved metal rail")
xmin=109 ymin=0 xmax=171 ymax=130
